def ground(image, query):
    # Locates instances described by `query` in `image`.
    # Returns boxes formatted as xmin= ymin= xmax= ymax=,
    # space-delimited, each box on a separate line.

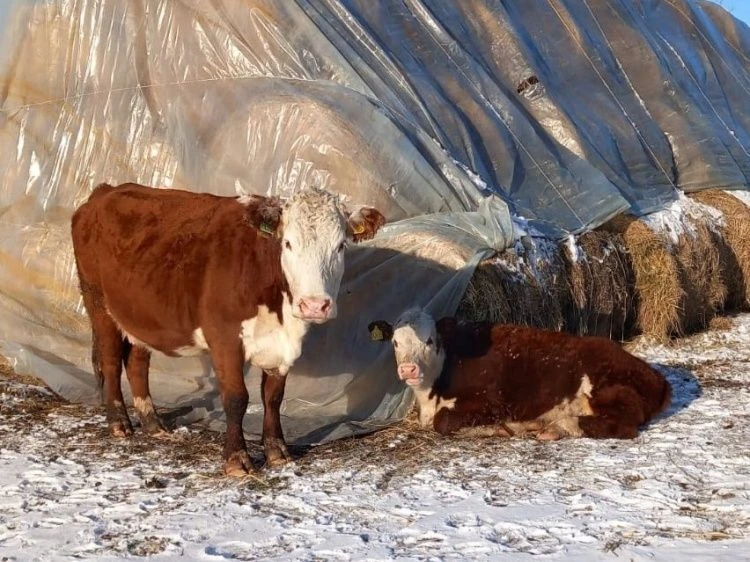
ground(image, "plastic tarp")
xmin=0 ymin=0 xmax=749 ymax=444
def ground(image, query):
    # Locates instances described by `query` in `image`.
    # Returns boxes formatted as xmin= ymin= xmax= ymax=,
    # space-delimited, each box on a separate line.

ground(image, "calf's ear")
xmin=246 ymin=196 xmax=283 ymax=238
xmin=435 ymin=317 xmax=458 ymax=345
xmin=368 ymin=320 xmax=393 ymax=342
xmin=347 ymin=207 xmax=386 ymax=242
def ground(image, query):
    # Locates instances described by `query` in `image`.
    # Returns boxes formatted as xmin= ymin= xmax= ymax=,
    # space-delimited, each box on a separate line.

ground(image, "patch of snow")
xmin=2 ymin=315 xmax=750 ymax=560
xmin=727 ymin=189 xmax=750 ymax=208
xmin=565 ymin=234 xmax=580 ymax=263
xmin=642 ymin=192 xmax=725 ymax=246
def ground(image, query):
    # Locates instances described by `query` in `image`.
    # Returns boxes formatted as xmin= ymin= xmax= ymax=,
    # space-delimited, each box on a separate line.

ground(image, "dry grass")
xmin=457 ymin=239 xmax=569 ymax=331
xmin=602 ymin=215 xmax=683 ymax=341
xmin=672 ymin=217 xmax=726 ymax=334
xmin=562 ymin=230 xmax=637 ymax=340
xmin=690 ymin=190 xmax=750 ymax=311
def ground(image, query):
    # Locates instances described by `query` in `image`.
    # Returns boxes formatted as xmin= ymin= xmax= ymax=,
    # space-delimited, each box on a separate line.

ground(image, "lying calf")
xmin=368 ymin=309 xmax=671 ymax=439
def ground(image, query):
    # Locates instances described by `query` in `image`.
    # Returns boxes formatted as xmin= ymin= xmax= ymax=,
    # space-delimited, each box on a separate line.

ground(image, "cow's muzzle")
xmin=397 ymin=363 xmax=423 ymax=386
xmin=295 ymin=296 xmax=335 ymax=323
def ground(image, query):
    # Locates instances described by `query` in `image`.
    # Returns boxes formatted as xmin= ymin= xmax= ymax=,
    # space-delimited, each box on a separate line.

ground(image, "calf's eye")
xmin=393 ymin=341 xmax=399 ymax=348
xmin=337 ymin=241 xmax=345 ymax=253
xmin=426 ymin=338 xmax=434 ymax=346
xmin=284 ymin=240 xmax=292 ymax=251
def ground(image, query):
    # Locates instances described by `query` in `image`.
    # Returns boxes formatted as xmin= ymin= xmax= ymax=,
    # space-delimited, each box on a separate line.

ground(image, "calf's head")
xmin=369 ymin=308 xmax=455 ymax=388
xmin=249 ymin=187 xmax=385 ymax=323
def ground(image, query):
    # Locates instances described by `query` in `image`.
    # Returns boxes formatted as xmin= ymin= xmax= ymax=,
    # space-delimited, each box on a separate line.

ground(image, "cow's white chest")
xmin=240 ymin=297 xmax=309 ymax=375
xmin=413 ymin=388 xmax=457 ymax=428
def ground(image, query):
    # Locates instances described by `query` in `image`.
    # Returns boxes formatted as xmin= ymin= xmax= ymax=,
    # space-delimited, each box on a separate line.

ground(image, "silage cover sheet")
xmin=0 ymin=0 xmax=748 ymax=443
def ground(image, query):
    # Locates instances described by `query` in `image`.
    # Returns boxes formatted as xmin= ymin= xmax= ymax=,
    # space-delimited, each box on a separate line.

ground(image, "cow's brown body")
xmin=430 ymin=322 xmax=672 ymax=438
xmin=72 ymin=182 xmax=384 ymax=475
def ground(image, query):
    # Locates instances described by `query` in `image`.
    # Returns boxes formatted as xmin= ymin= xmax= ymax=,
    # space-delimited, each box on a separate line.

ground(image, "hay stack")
xmin=457 ymin=237 xmax=569 ymax=331
xmin=602 ymin=199 xmax=727 ymax=340
xmin=562 ymin=230 xmax=637 ymax=340
xmin=600 ymin=215 xmax=682 ymax=340
xmin=689 ymin=189 xmax=750 ymax=311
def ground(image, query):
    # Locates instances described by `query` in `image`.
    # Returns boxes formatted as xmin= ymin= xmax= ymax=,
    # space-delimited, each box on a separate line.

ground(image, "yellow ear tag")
xmin=370 ymin=325 xmax=383 ymax=341
xmin=353 ymin=223 xmax=366 ymax=235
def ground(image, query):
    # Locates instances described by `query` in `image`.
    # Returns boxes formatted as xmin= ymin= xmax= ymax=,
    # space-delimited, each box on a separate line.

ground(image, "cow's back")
xmin=440 ymin=324 xmax=670 ymax=422
xmin=71 ymin=183 xmax=277 ymax=354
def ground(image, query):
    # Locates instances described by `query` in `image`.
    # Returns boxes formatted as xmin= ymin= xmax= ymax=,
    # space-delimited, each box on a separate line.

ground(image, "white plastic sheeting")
xmin=0 ymin=0 xmax=748 ymax=443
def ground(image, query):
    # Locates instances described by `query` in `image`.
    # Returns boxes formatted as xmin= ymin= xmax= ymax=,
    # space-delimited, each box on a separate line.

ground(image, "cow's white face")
xmin=369 ymin=308 xmax=445 ymax=389
xmin=274 ymin=187 xmax=385 ymax=324
xmin=280 ymin=188 xmax=348 ymax=323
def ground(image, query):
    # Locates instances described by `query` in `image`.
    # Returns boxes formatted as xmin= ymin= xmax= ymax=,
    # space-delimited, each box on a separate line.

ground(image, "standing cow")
xmin=369 ymin=308 xmax=671 ymax=439
xmin=72 ymin=183 xmax=385 ymax=475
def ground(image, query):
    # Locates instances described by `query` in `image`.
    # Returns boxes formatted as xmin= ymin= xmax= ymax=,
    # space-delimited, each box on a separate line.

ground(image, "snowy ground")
xmin=1 ymin=316 xmax=750 ymax=561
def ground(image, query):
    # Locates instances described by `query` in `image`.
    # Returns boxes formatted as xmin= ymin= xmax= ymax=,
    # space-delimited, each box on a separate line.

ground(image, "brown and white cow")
xmin=71 ymin=183 xmax=385 ymax=476
xmin=369 ymin=309 xmax=671 ymax=439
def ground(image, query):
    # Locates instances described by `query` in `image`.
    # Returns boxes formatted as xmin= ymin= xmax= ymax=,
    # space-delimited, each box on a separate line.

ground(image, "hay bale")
xmin=672 ymin=215 xmax=726 ymax=334
xmin=457 ymin=236 xmax=569 ymax=331
xmin=562 ymin=230 xmax=637 ymax=340
xmin=601 ymin=215 xmax=682 ymax=341
xmin=603 ymin=199 xmax=728 ymax=340
xmin=690 ymin=190 xmax=750 ymax=310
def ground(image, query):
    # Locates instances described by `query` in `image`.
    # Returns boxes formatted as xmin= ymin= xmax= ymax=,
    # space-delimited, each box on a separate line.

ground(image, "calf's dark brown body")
xmin=430 ymin=321 xmax=671 ymax=439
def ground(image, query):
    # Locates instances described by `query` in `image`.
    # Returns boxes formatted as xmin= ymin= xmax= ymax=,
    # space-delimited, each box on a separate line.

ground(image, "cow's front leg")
xmin=211 ymin=342 xmax=253 ymax=476
xmin=261 ymin=368 xmax=291 ymax=467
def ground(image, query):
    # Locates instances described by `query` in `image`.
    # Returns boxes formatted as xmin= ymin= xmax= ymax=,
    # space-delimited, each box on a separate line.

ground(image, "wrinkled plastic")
xmin=0 ymin=0 xmax=749 ymax=443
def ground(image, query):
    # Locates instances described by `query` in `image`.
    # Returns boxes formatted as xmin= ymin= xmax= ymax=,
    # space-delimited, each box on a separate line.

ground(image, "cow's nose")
xmin=398 ymin=363 xmax=419 ymax=380
xmin=298 ymin=297 xmax=332 ymax=320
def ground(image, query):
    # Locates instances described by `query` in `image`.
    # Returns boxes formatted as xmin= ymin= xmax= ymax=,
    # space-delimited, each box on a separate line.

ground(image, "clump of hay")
xmin=457 ymin=235 xmax=569 ymax=331
xmin=689 ymin=190 xmax=750 ymax=310
xmin=601 ymin=215 xmax=683 ymax=341
xmin=562 ymin=230 xmax=637 ymax=340
xmin=603 ymin=196 xmax=727 ymax=340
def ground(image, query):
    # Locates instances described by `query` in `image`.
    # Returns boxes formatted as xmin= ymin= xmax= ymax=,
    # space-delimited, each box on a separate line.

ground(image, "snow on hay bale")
xmin=457 ymin=234 xmax=569 ymax=331
xmin=689 ymin=189 xmax=750 ymax=311
xmin=562 ymin=230 xmax=637 ymax=340
xmin=459 ymin=193 xmax=739 ymax=343
xmin=457 ymin=229 xmax=636 ymax=340
xmin=599 ymin=194 xmax=727 ymax=340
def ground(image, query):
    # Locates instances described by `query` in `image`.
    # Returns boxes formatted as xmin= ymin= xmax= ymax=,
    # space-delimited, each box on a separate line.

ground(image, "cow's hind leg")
xmin=261 ymin=369 xmax=291 ymax=467
xmin=124 ymin=345 xmax=167 ymax=436
xmin=577 ymin=385 xmax=645 ymax=439
xmin=89 ymin=311 xmax=133 ymax=437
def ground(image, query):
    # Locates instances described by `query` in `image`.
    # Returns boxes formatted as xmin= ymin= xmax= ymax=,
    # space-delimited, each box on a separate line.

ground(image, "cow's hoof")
xmin=141 ymin=416 xmax=170 ymax=437
xmin=109 ymin=420 xmax=134 ymax=438
xmin=536 ymin=429 xmax=564 ymax=441
xmin=224 ymin=450 xmax=254 ymax=477
xmin=264 ymin=439 xmax=292 ymax=468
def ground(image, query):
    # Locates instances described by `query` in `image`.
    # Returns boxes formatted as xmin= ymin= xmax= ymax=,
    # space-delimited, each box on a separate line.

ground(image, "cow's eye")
xmin=284 ymin=240 xmax=292 ymax=251
xmin=393 ymin=341 xmax=399 ymax=348
xmin=337 ymin=241 xmax=346 ymax=253
xmin=426 ymin=338 xmax=434 ymax=346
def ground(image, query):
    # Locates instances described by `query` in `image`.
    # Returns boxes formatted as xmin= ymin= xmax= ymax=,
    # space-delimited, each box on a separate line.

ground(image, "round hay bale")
xmin=457 ymin=237 xmax=569 ymax=331
xmin=562 ymin=230 xmax=637 ymax=340
xmin=672 ymin=214 xmax=726 ymax=334
xmin=689 ymin=190 xmax=750 ymax=311
xmin=601 ymin=215 xmax=682 ymax=341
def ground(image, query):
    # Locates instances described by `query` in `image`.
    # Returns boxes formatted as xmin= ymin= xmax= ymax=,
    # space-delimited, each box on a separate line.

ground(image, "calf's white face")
xmin=276 ymin=187 xmax=385 ymax=324
xmin=369 ymin=308 xmax=445 ymax=388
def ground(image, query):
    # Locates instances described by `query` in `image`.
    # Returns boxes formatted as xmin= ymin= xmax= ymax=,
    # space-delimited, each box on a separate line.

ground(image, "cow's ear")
xmin=368 ymin=320 xmax=393 ymax=342
xmin=435 ymin=317 xmax=458 ymax=346
xmin=246 ymin=196 xmax=282 ymax=238
xmin=347 ymin=207 xmax=386 ymax=243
